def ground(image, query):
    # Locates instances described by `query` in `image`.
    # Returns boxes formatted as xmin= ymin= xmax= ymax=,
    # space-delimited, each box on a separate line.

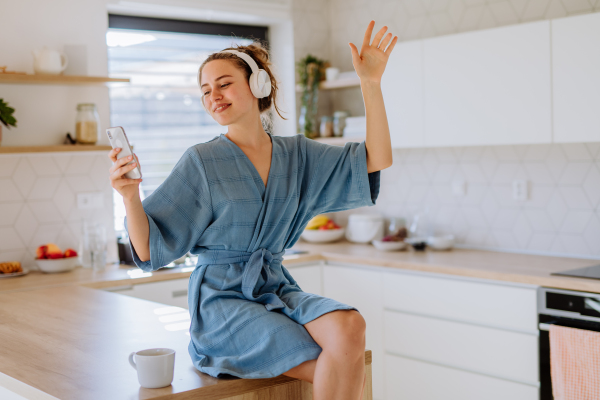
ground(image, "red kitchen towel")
xmin=550 ymin=324 xmax=600 ymax=400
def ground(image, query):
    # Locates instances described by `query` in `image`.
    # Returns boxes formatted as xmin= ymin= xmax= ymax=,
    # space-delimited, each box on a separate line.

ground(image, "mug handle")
xmin=60 ymin=52 xmax=69 ymax=72
xmin=128 ymin=352 xmax=137 ymax=370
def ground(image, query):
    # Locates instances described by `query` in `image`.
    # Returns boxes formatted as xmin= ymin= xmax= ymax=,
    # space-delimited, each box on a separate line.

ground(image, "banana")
xmin=306 ymin=215 xmax=330 ymax=230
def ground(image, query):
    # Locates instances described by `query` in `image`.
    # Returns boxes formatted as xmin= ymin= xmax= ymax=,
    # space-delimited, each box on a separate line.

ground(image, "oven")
xmin=538 ymin=287 xmax=600 ymax=399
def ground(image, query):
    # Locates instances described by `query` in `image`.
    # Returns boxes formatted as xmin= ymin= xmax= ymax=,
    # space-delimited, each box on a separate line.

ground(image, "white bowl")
xmin=35 ymin=257 xmax=79 ymax=273
xmin=301 ymin=228 xmax=345 ymax=243
xmin=372 ymin=239 xmax=407 ymax=251
xmin=427 ymin=234 xmax=455 ymax=250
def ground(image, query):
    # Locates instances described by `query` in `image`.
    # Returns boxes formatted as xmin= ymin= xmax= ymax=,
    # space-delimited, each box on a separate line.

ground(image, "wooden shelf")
xmin=0 ymin=145 xmax=112 ymax=154
xmin=0 ymin=74 xmax=130 ymax=85
xmin=296 ymin=76 xmax=361 ymax=92
xmin=312 ymin=136 xmax=365 ymax=146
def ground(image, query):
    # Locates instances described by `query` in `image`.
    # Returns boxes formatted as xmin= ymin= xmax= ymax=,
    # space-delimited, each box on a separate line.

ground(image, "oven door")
xmin=539 ymin=314 xmax=600 ymax=400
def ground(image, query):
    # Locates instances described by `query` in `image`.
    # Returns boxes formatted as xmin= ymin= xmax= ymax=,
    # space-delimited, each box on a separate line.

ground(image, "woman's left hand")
xmin=349 ymin=20 xmax=398 ymax=84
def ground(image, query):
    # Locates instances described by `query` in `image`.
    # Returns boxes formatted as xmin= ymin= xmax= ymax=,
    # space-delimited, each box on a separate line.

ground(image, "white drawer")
xmin=285 ymin=264 xmax=323 ymax=295
xmin=384 ymin=354 xmax=538 ymax=400
xmin=384 ymin=310 xmax=538 ymax=384
xmin=382 ymin=271 xmax=538 ymax=332
xmin=132 ymin=278 xmax=190 ymax=309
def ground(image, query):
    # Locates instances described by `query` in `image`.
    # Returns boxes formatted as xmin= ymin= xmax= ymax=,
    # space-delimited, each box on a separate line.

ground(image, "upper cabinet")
xmin=422 ymin=20 xmax=552 ymax=147
xmin=381 ymin=40 xmax=424 ymax=148
xmin=552 ymin=12 xmax=600 ymax=143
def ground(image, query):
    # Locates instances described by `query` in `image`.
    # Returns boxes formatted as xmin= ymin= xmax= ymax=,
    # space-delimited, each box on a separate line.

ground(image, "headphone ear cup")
xmin=250 ymin=69 xmax=271 ymax=98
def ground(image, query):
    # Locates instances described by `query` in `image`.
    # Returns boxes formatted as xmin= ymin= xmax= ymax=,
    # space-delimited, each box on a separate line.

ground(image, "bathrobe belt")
xmin=195 ymin=248 xmax=287 ymax=311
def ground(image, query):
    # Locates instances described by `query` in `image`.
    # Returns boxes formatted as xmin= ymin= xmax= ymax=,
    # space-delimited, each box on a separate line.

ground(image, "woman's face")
xmin=200 ymin=59 xmax=256 ymax=125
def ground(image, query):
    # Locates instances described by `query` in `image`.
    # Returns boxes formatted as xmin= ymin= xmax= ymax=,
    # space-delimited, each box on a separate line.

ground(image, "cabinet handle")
xmin=172 ymin=289 xmax=188 ymax=298
xmin=105 ymin=285 xmax=134 ymax=292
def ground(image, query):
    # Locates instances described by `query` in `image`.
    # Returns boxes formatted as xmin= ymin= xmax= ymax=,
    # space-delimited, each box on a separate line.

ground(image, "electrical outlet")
xmin=77 ymin=192 xmax=105 ymax=209
xmin=512 ymin=180 xmax=528 ymax=201
xmin=452 ymin=180 xmax=466 ymax=197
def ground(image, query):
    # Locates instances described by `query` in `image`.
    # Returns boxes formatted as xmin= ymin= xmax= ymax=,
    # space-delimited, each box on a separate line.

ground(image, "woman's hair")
xmin=198 ymin=41 xmax=287 ymax=129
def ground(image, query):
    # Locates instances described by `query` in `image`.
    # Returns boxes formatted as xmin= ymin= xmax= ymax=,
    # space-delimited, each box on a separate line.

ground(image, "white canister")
xmin=345 ymin=214 xmax=385 ymax=243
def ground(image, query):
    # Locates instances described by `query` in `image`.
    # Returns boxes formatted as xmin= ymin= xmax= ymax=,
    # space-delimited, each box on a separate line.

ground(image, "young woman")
xmin=108 ymin=20 xmax=397 ymax=400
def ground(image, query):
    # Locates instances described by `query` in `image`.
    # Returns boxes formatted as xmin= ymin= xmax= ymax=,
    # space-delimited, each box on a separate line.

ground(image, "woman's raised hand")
xmin=108 ymin=148 xmax=143 ymax=201
xmin=348 ymin=20 xmax=398 ymax=84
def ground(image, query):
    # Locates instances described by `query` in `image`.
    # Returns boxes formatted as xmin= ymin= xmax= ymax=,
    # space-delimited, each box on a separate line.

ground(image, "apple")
xmin=64 ymin=249 xmax=78 ymax=258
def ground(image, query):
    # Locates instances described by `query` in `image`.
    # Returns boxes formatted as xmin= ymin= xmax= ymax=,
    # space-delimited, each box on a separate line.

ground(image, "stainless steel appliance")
xmin=538 ymin=287 xmax=600 ymax=399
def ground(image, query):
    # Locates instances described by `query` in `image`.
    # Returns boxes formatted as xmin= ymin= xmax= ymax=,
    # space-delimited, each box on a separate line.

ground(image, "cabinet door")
xmin=381 ymin=39 xmax=424 ymax=148
xmin=323 ymin=265 xmax=384 ymax=400
xmin=552 ymin=12 xmax=600 ymax=143
xmin=385 ymin=354 xmax=538 ymax=400
xmin=423 ymin=20 xmax=551 ymax=146
xmin=131 ymin=278 xmax=190 ymax=309
xmin=284 ymin=264 xmax=323 ymax=295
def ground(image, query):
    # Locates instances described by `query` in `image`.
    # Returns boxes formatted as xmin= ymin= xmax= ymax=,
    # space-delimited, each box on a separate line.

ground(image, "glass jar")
xmin=332 ymin=111 xmax=349 ymax=137
xmin=75 ymin=103 xmax=100 ymax=144
xmin=320 ymin=116 xmax=334 ymax=137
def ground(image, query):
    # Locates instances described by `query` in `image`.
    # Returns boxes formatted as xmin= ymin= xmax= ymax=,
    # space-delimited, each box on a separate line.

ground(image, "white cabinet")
xmin=382 ymin=270 xmax=539 ymax=400
xmin=385 ymin=354 xmax=539 ymax=400
xmin=323 ymin=264 xmax=384 ymax=400
xmin=423 ymin=20 xmax=552 ymax=147
xmin=106 ymin=278 xmax=190 ymax=309
xmin=381 ymin=39 xmax=424 ymax=148
xmin=552 ymin=12 xmax=600 ymax=143
xmin=285 ymin=263 xmax=323 ymax=295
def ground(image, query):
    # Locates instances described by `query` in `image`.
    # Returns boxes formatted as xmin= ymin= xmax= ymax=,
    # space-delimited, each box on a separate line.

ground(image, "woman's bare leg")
xmin=293 ymin=309 xmax=366 ymax=400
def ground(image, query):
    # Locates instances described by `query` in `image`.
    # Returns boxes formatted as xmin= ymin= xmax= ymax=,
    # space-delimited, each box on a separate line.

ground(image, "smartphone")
xmin=106 ymin=126 xmax=142 ymax=180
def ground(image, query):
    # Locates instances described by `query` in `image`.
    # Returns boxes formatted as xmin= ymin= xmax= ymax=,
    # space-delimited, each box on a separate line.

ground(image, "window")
xmin=106 ymin=15 xmax=268 ymax=235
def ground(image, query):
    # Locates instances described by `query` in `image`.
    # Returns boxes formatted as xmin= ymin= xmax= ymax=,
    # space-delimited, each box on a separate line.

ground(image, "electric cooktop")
xmin=552 ymin=264 xmax=600 ymax=280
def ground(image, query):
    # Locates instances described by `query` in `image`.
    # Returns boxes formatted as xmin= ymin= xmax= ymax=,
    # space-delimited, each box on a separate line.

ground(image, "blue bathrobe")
xmin=125 ymin=131 xmax=380 ymax=379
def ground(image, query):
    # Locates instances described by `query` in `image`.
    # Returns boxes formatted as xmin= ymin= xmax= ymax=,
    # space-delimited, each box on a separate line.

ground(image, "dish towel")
xmin=550 ymin=324 xmax=600 ymax=399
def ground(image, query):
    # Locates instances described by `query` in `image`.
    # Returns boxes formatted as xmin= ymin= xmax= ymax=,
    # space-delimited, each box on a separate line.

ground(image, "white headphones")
xmin=222 ymin=50 xmax=272 ymax=98
xmin=201 ymin=49 xmax=272 ymax=112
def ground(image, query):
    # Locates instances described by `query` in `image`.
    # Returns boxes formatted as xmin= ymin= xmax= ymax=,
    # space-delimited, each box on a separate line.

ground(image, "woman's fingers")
xmin=361 ymin=20 xmax=375 ymax=53
xmin=108 ymin=147 xmax=121 ymax=163
xmin=379 ymin=32 xmax=393 ymax=50
xmin=384 ymin=36 xmax=399 ymax=55
xmin=109 ymin=154 xmax=134 ymax=174
xmin=111 ymin=160 xmax=137 ymax=181
xmin=372 ymin=26 xmax=389 ymax=49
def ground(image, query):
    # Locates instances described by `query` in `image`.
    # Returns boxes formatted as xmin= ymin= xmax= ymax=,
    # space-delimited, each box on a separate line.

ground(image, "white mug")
xmin=325 ymin=67 xmax=340 ymax=81
xmin=128 ymin=348 xmax=175 ymax=389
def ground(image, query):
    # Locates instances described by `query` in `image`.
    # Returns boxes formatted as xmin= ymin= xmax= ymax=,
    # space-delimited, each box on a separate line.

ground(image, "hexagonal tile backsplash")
xmin=335 ymin=142 xmax=600 ymax=258
xmin=0 ymin=152 xmax=118 ymax=270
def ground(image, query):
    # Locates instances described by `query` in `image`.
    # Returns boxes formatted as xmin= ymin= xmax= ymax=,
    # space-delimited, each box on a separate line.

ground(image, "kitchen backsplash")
xmin=333 ymin=142 xmax=600 ymax=259
xmin=0 ymin=152 xmax=119 ymax=270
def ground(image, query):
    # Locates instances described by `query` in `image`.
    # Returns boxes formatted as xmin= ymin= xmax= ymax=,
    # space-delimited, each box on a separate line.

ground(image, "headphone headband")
xmin=220 ymin=49 xmax=259 ymax=74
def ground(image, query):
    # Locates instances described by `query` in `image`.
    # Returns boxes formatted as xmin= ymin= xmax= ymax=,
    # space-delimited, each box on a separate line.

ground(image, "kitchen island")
xmin=1 ymin=241 xmax=599 ymax=399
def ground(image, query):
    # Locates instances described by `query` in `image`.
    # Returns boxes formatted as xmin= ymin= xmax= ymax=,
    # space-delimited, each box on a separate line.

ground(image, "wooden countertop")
xmin=1 ymin=240 xmax=599 ymax=294
xmin=0 ymin=284 xmax=370 ymax=400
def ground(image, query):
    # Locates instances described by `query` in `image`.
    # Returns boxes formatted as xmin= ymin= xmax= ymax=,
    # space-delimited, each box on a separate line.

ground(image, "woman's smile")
xmin=214 ymin=103 xmax=231 ymax=113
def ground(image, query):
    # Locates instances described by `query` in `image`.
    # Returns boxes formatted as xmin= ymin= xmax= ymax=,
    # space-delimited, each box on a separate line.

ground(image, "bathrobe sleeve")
xmin=124 ymin=146 xmax=213 ymax=272
xmin=300 ymin=135 xmax=381 ymax=215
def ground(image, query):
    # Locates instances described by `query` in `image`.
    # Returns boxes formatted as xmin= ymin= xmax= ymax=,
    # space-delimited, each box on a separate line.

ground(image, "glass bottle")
xmin=75 ymin=103 xmax=100 ymax=144
xmin=320 ymin=116 xmax=334 ymax=137
xmin=333 ymin=111 xmax=349 ymax=137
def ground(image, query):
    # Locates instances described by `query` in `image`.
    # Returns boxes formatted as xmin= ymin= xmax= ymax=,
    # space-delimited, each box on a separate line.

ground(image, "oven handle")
xmin=539 ymin=323 xmax=553 ymax=331
xmin=585 ymin=298 xmax=600 ymax=314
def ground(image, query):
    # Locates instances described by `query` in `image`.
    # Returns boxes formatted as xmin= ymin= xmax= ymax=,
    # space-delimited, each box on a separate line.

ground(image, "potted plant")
xmin=0 ymin=98 xmax=17 ymax=145
xmin=296 ymin=55 xmax=327 ymax=139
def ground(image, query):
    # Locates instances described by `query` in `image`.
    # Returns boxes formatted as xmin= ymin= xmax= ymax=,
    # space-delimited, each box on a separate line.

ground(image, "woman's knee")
xmin=327 ymin=310 xmax=366 ymax=355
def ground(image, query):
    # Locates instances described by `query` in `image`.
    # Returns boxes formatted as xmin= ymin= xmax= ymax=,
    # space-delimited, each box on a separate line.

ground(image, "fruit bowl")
xmin=372 ymin=239 xmax=407 ymax=251
xmin=301 ymin=227 xmax=345 ymax=243
xmin=35 ymin=257 xmax=79 ymax=273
